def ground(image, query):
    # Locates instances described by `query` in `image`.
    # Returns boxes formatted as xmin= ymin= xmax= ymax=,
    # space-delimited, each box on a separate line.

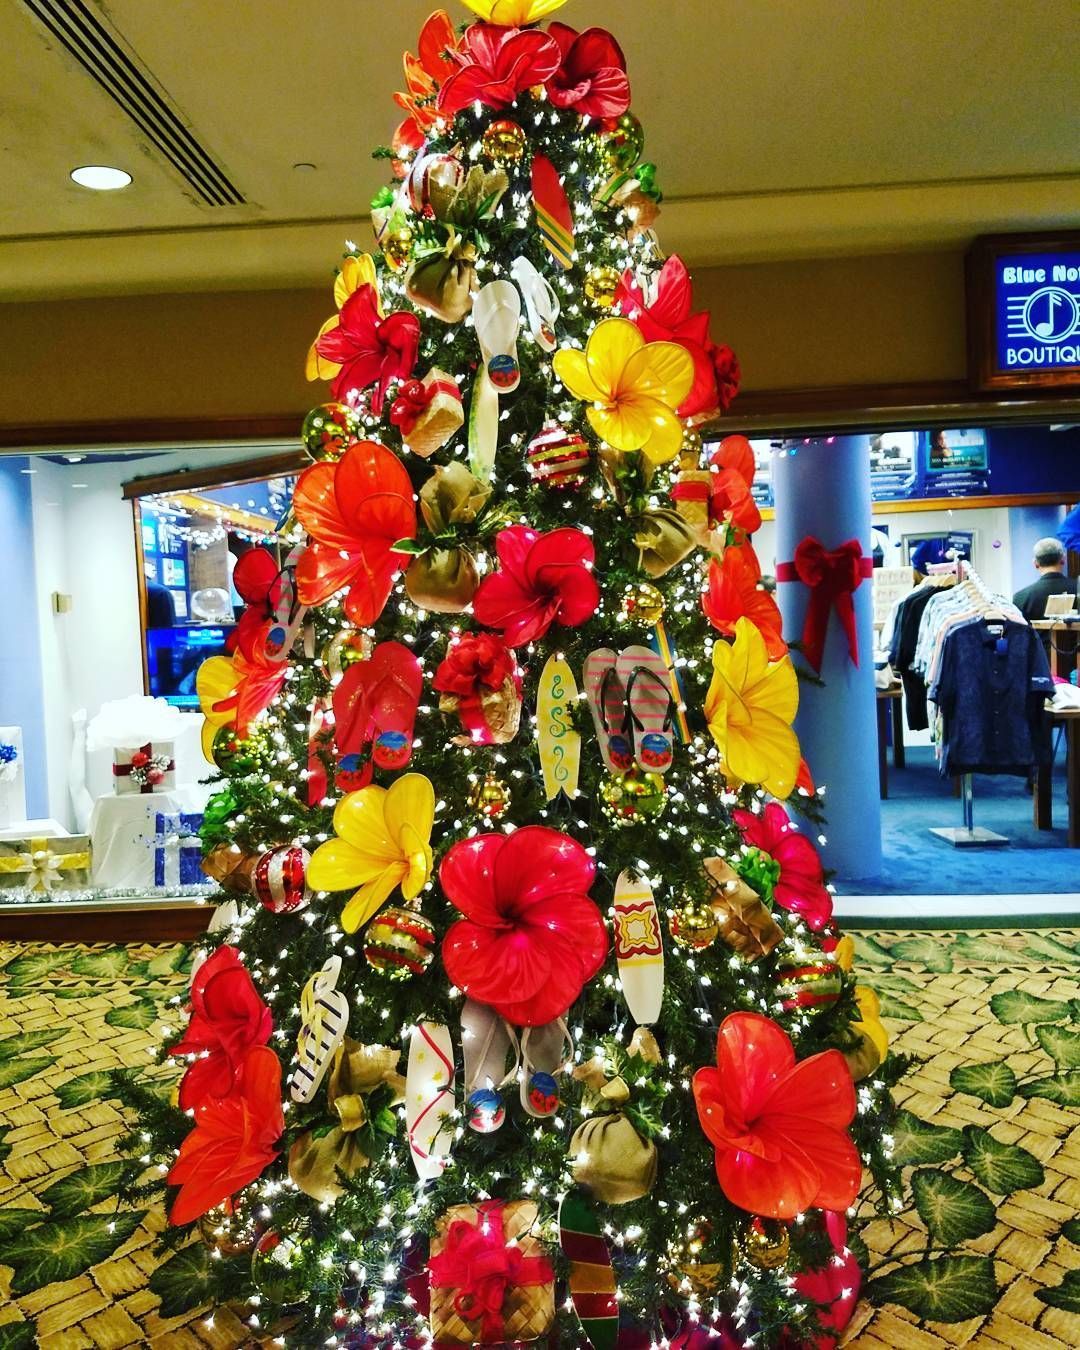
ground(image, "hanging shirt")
xmin=929 ymin=620 xmax=1053 ymax=777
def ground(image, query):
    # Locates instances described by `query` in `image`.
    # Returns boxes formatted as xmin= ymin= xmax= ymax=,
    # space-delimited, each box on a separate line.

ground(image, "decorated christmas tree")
xmin=123 ymin=2 xmax=904 ymax=1344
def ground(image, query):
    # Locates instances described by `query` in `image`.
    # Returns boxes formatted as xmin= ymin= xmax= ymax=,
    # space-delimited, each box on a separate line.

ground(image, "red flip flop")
xmin=367 ymin=643 xmax=422 ymax=772
xmin=332 ymin=660 xmax=378 ymax=790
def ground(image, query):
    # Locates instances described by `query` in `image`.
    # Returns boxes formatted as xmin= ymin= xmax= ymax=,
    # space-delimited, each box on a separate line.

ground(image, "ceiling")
xmin=2 ymin=0 xmax=1078 ymax=299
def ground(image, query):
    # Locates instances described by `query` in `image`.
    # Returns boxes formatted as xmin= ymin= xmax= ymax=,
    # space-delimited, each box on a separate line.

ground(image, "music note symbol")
xmin=1034 ymin=291 xmax=1060 ymax=339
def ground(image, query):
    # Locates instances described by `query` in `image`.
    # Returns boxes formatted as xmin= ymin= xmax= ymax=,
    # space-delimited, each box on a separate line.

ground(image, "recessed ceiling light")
xmin=70 ymin=164 xmax=132 ymax=191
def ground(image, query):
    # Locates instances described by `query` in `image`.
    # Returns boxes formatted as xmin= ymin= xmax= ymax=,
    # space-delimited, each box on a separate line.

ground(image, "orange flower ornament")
xmin=703 ymin=543 xmax=787 ymax=661
xmin=292 ymin=439 xmax=417 ymax=627
xmin=693 ymin=1012 xmax=861 ymax=1220
xmin=705 ymin=616 xmax=800 ymax=798
xmin=394 ymin=10 xmax=462 ymax=145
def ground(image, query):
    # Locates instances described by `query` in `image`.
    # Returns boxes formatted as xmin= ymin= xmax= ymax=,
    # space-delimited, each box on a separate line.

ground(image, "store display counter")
xmin=1031 ymin=620 xmax=1080 ymax=680
xmin=1034 ymin=707 xmax=1080 ymax=847
xmin=0 ymin=893 xmax=214 ymax=942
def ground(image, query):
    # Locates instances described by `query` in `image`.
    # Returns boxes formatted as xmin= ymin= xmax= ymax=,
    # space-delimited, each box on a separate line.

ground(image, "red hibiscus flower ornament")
xmin=731 ymin=801 xmax=833 ymax=930
xmin=437 ymin=23 xmax=561 ymax=115
xmin=693 ymin=1012 xmax=860 ymax=1220
xmin=545 ymin=23 xmax=630 ymax=120
xmin=440 ymin=825 xmax=608 ymax=1025
xmin=292 ymin=439 xmax=417 ymax=627
xmin=394 ymin=10 xmax=463 ymax=146
xmin=226 ymin=547 xmax=281 ymax=655
xmin=314 ymin=284 xmax=420 ymax=414
xmin=703 ymin=544 xmax=787 ymax=661
xmin=168 ymin=945 xmax=273 ymax=1111
xmin=472 ymin=525 xmax=599 ymax=647
xmin=615 ymin=255 xmax=742 ymax=418
xmin=167 ymin=1045 xmax=284 ymax=1226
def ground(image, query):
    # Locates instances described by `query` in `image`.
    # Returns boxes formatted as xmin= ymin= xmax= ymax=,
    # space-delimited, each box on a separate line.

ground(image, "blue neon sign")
xmin=995 ymin=251 xmax=1080 ymax=373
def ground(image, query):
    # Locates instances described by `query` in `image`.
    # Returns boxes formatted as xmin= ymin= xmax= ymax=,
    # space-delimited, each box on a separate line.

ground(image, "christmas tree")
xmin=124 ymin=2 xmax=904 ymax=1344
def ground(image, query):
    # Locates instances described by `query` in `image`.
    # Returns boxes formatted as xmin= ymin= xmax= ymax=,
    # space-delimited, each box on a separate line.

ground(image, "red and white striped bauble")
xmin=252 ymin=846 xmax=311 ymax=914
xmin=526 ymin=422 xmax=591 ymax=488
xmin=403 ymin=152 xmax=464 ymax=216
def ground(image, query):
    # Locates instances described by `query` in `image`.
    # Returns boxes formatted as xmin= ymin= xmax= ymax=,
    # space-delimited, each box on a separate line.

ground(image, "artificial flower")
xmin=195 ymin=625 xmax=287 ymax=753
xmin=292 ymin=439 xmax=417 ymax=627
xmin=440 ymin=825 xmax=608 ymax=1026
xmin=693 ymin=1012 xmax=861 ymax=1220
xmin=703 ymin=546 xmax=786 ymax=660
xmin=196 ymin=654 xmax=239 ymax=761
xmin=314 ymin=284 xmax=420 ymax=413
xmin=731 ymin=801 xmax=833 ymax=930
xmin=307 ymin=773 xmax=435 ymax=932
xmin=393 ymin=10 xmax=462 ymax=146
xmin=852 ymin=985 xmax=889 ymax=1064
xmin=306 ymin=254 xmax=381 ymax=382
xmin=461 ymin=0 xmax=569 ymax=26
xmin=705 ymin=616 xmax=800 ymax=798
xmin=545 ymin=23 xmax=630 ymax=120
xmin=793 ymin=1212 xmax=862 ymax=1348
xmin=710 ymin=342 xmax=741 ymax=412
xmin=552 ymin=317 xmax=693 ymax=464
xmin=226 ymin=547 xmax=281 ymax=655
xmin=437 ymin=23 xmax=561 ymax=115
xmin=472 ymin=524 xmax=599 ymax=647
xmin=167 ymin=1045 xmax=284 ymax=1226
xmin=168 ymin=945 xmax=273 ymax=1111
xmin=432 ymin=631 xmax=519 ymax=700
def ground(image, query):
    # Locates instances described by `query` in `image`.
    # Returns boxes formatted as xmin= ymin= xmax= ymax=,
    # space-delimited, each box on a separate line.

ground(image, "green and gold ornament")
xmin=599 ymin=766 xmax=667 ymax=826
xmin=250 ymin=1228 xmax=310 ymax=1304
xmin=559 ymin=1189 xmax=619 ymax=1350
xmin=774 ymin=951 xmax=843 ymax=1013
xmin=363 ymin=905 xmax=436 ymax=980
xmin=668 ymin=897 xmax=720 ymax=951
xmin=300 ymin=402 xmax=360 ymax=460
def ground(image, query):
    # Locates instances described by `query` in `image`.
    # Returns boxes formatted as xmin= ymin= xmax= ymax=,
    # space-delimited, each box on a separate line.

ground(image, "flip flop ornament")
xmin=405 ymin=1020 xmax=456 ymax=1180
xmin=584 ymin=649 xmax=632 ymax=773
xmin=613 ymin=870 xmax=664 ymax=1025
xmin=537 ymin=654 xmax=581 ymax=801
xmin=467 ymin=363 xmax=499 ymax=484
xmin=618 ymin=644 xmax=675 ymax=774
xmin=510 ymin=255 xmax=559 ymax=350
xmin=473 ymin=280 xmax=521 ymax=392
xmin=532 ymin=154 xmax=574 ymax=270
xmin=648 ymin=621 xmax=691 ymax=744
xmin=290 ymin=956 xmax=350 ymax=1104
xmin=559 ymin=1189 xmax=619 ymax=1350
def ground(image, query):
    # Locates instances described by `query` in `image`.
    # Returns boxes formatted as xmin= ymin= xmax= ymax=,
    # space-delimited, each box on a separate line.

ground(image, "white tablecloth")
xmin=89 ymin=786 xmax=210 ymax=889
xmin=0 ymin=817 xmax=69 ymax=842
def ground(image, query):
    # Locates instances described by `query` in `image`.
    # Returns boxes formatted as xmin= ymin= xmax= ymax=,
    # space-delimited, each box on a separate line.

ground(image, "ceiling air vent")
xmin=22 ymin=0 xmax=245 ymax=207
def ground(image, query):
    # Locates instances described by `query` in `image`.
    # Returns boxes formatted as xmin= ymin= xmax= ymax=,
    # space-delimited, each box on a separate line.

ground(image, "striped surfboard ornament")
xmin=532 ymin=154 xmax=574 ymax=270
xmin=559 ymin=1189 xmax=618 ymax=1350
xmin=289 ymin=956 xmax=349 ymax=1104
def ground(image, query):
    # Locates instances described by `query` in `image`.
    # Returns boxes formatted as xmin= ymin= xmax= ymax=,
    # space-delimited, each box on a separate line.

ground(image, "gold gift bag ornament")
xmin=0 ymin=837 xmax=91 ymax=892
xmin=428 ymin=1199 xmax=554 ymax=1346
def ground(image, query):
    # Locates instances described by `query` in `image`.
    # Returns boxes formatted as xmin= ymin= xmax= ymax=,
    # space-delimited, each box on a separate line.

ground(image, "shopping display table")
xmin=875 ymin=684 xmax=905 ymax=798
xmin=89 ymin=787 xmax=208 ymax=889
xmin=1033 ymin=707 xmax=1080 ymax=847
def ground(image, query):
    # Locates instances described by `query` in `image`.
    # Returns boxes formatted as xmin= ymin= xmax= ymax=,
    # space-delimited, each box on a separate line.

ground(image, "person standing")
xmin=1012 ymin=537 xmax=1078 ymax=621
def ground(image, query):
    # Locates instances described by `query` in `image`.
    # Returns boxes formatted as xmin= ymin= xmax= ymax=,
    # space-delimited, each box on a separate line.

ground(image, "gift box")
xmin=0 ymin=836 xmax=92 ymax=893
xmin=151 ymin=812 xmax=204 ymax=889
xmin=428 ymin=1199 xmax=554 ymax=1346
xmin=112 ymin=742 xmax=176 ymax=795
xmin=392 ymin=368 xmax=465 ymax=459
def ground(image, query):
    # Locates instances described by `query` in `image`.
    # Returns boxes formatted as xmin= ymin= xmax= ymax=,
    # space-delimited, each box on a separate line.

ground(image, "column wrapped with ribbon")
xmin=428 ymin=1199 xmax=555 ymax=1346
xmin=776 ymin=537 xmax=873 ymax=674
xmin=404 ymin=462 xmax=491 ymax=614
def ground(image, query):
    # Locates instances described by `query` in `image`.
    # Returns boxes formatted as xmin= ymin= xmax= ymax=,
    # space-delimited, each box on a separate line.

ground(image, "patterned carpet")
xmin=0 ymin=931 xmax=1077 ymax=1349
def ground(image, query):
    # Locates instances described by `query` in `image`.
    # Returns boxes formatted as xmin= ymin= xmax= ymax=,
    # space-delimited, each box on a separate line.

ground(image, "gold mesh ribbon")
xmin=405 ymin=464 xmax=491 ymax=613
xmin=704 ymin=858 xmax=782 ymax=959
xmin=631 ymin=508 xmax=698 ymax=578
xmin=0 ymin=838 xmax=91 ymax=892
xmin=569 ymin=1030 xmax=660 ymax=1205
xmin=201 ymin=843 xmax=257 ymax=894
xmin=406 ymin=230 xmax=479 ymax=324
xmin=288 ymin=1039 xmax=405 ymax=1204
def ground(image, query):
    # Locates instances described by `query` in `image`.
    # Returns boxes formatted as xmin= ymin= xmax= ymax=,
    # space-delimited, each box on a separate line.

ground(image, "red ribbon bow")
xmin=776 ymin=537 xmax=872 ymax=673
xmin=428 ymin=1201 xmax=552 ymax=1341
xmin=389 ymin=379 xmax=429 ymax=434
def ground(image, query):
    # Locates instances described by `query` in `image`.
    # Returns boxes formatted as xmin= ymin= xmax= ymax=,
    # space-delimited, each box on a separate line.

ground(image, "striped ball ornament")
xmin=774 ymin=952 xmax=843 ymax=1013
xmin=252 ymin=846 xmax=311 ymax=914
xmin=364 ymin=905 xmax=436 ymax=980
xmin=526 ymin=422 xmax=591 ymax=488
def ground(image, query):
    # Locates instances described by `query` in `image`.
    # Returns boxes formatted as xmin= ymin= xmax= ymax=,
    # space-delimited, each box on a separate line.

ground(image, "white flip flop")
xmin=473 ymin=280 xmax=522 ymax=393
xmin=510 ymin=255 xmax=560 ymax=352
xmin=461 ymin=998 xmax=520 ymax=1134
xmin=289 ymin=956 xmax=350 ymax=1104
xmin=520 ymin=1017 xmax=574 ymax=1119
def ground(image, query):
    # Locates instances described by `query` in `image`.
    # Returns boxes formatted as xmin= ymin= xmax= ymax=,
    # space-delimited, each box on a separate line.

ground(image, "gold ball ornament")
xmin=301 ymin=402 xmax=361 ymax=460
xmin=320 ymin=629 xmax=371 ymax=684
xmin=668 ymin=898 xmax=720 ymax=951
xmin=603 ymin=112 xmax=645 ymax=171
xmin=383 ymin=225 xmax=414 ymax=273
xmin=584 ymin=264 xmax=621 ymax=310
xmin=363 ymin=905 xmax=436 ymax=980
xmin=198 ymin=1213 xmax=256 ymax=1257
xmin=622 ymin=581 xmax=665 ymax=626
xmin=469 ymin=773 xmax=511 ymax=820
xmin=250 ymin=1229 xmax=310 ymax=1304
xmin=482 ymin=119 xmax=527 ymax=164
xmin=599 ymin=766 xmax=667 ymax=827
xmin=740 ymin=1217 xmax=790 ymax=1270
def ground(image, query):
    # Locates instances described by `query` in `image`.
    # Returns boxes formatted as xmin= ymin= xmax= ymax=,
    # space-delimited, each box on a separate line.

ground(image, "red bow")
xmin=776 ymin=537 xmax=872 ymax=673
xmin=389 ymin=379 xmax=428 ymax=433
xmin=428 ymin=1202 xmax=553 ymax=1341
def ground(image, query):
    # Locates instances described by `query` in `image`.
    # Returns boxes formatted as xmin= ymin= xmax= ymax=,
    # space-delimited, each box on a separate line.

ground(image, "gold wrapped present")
xmin=704 ymin=857 xmax=782 ymax=959
xmin=428 ymin=1199 xmax=554 ymax=1346
xmin=0 ymin=836 xmax=91 ymax=892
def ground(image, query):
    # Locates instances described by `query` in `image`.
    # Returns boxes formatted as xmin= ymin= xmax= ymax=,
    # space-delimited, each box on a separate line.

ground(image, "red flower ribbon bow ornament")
xmin=437 ymin=23 xmax=561 ymax=115
xmin=432 ymin=632 xmax=521 ymax=744
xmin=292 ymin=439 xmax=417 ymax=627
xmin=472 ymin=524 xmax=599 ymax=647
xmin=776 ymin=537 xmax=873 ymax=674
xmin=428 ymin=1201 xmax=554 ymax=1341
xmin=440 ymin=825 xmax=608 ymax=1025
xmin=731 ymin=801 xmax=833 ymax=930
xmin=168 ymin=945 xmax=273 ymax=1110
xmin=314 ymin=284 xmax=420 ymax=413
xmin=693 ymin=1012 xmax=861 ymax=1220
